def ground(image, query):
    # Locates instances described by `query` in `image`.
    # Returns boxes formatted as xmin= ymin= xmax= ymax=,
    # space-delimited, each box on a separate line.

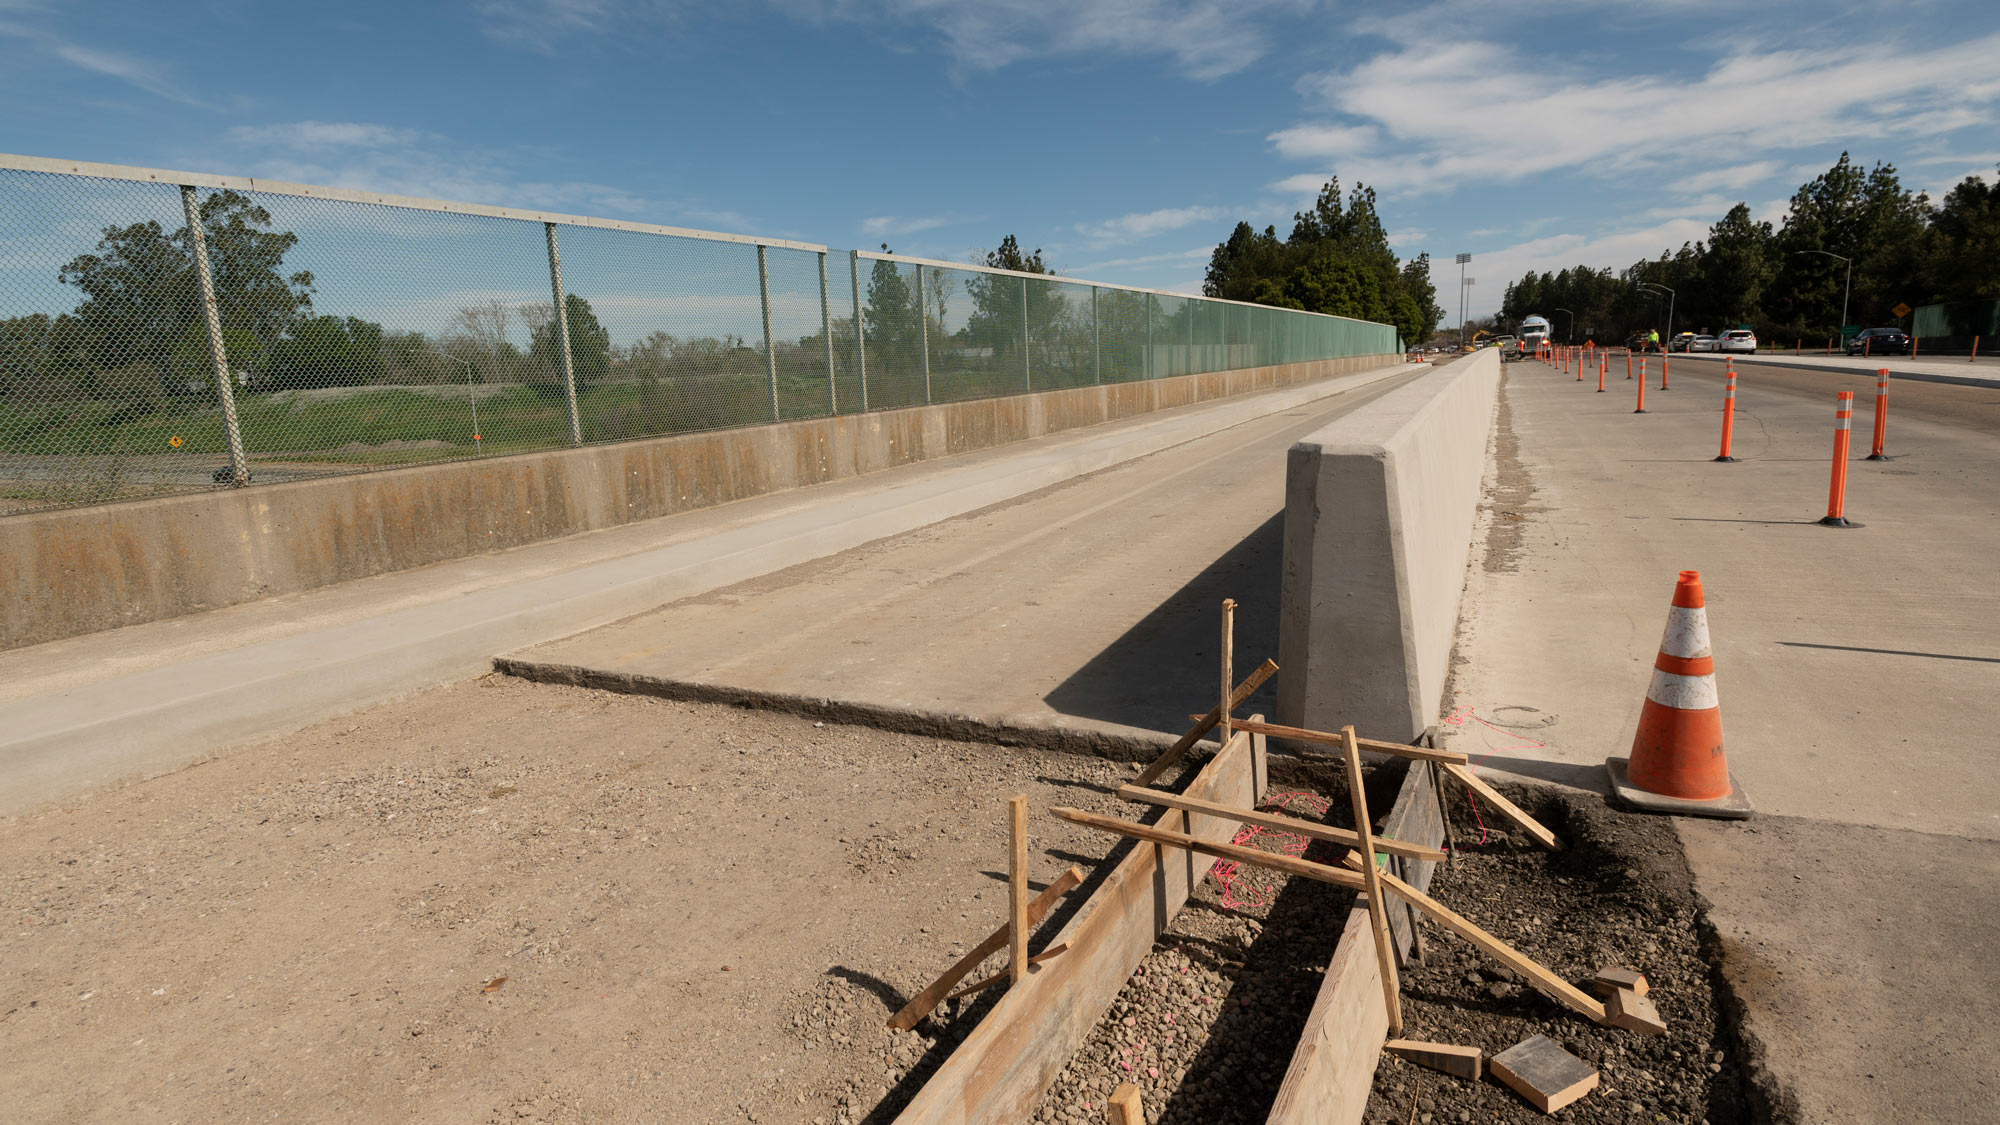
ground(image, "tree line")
xmin=1494 ymin=155 xmax=2000 ymax=344
xmin=1200 ymin=177 xmax=1443 ymax=348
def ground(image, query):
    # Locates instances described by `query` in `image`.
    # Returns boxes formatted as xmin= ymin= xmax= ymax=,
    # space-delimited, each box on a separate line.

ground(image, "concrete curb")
xmin=0 ymin=366 xmax=1407 ymax=815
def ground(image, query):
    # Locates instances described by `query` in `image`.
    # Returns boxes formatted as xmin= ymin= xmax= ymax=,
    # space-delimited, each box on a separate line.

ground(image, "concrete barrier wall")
xmin=1275 ymin=349 xmax=1500 ymax=743
xmin=1 ymin=354 xmax=1395 ymax=651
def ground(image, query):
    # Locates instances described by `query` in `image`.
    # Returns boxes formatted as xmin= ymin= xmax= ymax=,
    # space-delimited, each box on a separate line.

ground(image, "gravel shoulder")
xmin=0 ymin=675 xmax=1138 ymax=1125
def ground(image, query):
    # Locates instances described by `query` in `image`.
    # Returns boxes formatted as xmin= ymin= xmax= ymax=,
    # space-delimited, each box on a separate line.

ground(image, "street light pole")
xmin=1638 ymin=282 xmax=1676 ymax=350
xmin=1794 ymin=249 xmax=1852 ymax=336
xmin=1554 ymin=307 xmax=1574 ymax=345
xmin=1455 ymin=252 xmax=1472 ymax=347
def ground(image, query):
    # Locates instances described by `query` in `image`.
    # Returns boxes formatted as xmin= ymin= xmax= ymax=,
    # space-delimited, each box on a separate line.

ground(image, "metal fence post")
xmin=542 ymin=223 xmax=582 ymax=446
xmin=1145 ymin=294 xmax=1154 ymax=380
xmin=916 ymin=263 xmax=931 ymax=404
xmin=849 ymin=251 xmax=868 ymax=412
xmin=1021 ymin=276 xmax=1032 ymax=391
xmin=818 ymin=251 xmax=836 ymax=414
xmin=180 ymin=185 xmax=250 ymax=486
xmin=757 ymin=244 xmax=779 ymax=421
xmin=1092 ymin=286 xmax=1101 ymax=384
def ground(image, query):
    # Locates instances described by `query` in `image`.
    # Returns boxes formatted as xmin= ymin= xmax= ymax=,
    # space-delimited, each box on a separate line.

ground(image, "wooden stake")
xmin=1059 ymin=806 xmax=1609 ymax=1026
xmin=1439 ymin=762 xmax=1561 ymax=850
xmin=1009 ymin=795 xmax=1029 ymax=984
xmin=1430 ymin=760 xmax=1455 ymax=864
xmin=1106 ymin=1082 xmax=1144 ymax=1125
xmin=1204 ymin=717 xmax=1469 ymax=765
xmin=1247 ymin=711 xmax=1269 ymax=803
xmin=944 ymin=943 xmax=1071 ymax=1002
xmin=1116 ymin=783 xmax=1446 ymax=862
xmin=1132 ymin=658 xmax=1278 ymax=788
xmin=1342 ymin=725 xmax=1403 ymax=1035
xmin=1050 ymin=806 xmax=1365 ymax=892
xmin=885 ymin=865 xmax=1083 ymax=1030
xmin=1220 ymin=598 xmax=1236 ymax=761
xmin=1371 ymin=865 xmax=1606 ymax=1022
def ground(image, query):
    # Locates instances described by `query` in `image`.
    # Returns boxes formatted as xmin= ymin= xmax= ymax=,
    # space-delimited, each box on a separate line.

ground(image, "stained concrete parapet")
xmin=1275 ymin=350 xmax=1501 ymax=744
xmin=1 ymin=355 xmax=1393 ymax=651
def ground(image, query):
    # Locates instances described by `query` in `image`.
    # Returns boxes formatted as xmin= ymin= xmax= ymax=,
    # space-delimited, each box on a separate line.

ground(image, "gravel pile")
xmin=1031 ymin=758 xmax=1384 ymax=1124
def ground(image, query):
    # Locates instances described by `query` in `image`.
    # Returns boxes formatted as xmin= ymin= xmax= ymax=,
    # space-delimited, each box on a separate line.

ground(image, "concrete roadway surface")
xmin=1448 ymin=355 xmax=2000 ymax=1122
xmin=503 ymin=366 xmax=1432 ymax=748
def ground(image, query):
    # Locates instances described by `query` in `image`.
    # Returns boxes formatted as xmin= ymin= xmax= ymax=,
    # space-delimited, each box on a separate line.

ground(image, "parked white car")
xmin=1717 ymin=329 xmax=1757 ymax=354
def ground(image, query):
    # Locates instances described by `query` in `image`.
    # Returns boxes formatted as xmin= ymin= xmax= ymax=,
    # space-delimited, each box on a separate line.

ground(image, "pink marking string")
xmin=1438 ymin=704 xmax=1550 ymax=849
xmin=1208 ymin=791 xmax=1332 ymax=910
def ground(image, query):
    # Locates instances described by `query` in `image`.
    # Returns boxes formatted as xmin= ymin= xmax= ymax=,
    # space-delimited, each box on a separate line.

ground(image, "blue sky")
xmin=3 ymin=0 xmax=1997 ymax=323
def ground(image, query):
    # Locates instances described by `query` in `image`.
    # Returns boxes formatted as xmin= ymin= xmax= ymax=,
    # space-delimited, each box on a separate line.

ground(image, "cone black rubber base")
xmin=1818 ymin=515 xmax=1862 ymax=527
xmin=1864 ymin=453 xmax=1894 ymax=461
xmin=1633 ymin=409 xmax=1648 ymax=414
xmin=1713 ymin=455 xmax=1738 ymax=462
xmin=1605 ymin=758 xmax=1753 ymax=819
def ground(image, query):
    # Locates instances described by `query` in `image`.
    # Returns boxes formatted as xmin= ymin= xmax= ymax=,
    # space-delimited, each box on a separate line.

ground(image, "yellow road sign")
xmin=1892 ymin=302 xmax=1912 ymax=318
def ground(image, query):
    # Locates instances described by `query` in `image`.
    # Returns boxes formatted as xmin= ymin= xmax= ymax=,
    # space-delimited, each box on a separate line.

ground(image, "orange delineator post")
xmin=1626 ymin=351 xmax=1634 ymax=380
xmin=1866 ymin=368 xmax=1890 ymax=460
xmin=1597 ymin=354 xmax=1607 ymax=392
xmin=1972 ymin=336 xmax=1981 ymax=362
xmin=1912 ymin=336 xmax=1919 ymax=359
xmin=1635 ymin=359 xmax=1648 ymax=413
xmin=1576 ymin=349 xmax=1584 ymax=381
xmin=1660 ymin=352 xmax=1670 ymax=390
xmin=1715 ymin=360 xmax=1738 ymax=462
xmin=1821 ymin=391 xmax=1855 ymax=527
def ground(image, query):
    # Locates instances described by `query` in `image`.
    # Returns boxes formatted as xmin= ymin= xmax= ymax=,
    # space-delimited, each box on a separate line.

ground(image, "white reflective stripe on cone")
xmin=1836 ymin=417 xmax=1852 ymax=430
xmin=1658 ymin=606 xmax=1713 ymax=659
xmin=1646 ymin=668 xmax=1720 ymax=711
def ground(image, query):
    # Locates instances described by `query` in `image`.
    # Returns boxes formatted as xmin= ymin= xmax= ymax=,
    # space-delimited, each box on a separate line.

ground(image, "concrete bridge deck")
xmin=1449 ymin=355 xmax=2000 ymax=1123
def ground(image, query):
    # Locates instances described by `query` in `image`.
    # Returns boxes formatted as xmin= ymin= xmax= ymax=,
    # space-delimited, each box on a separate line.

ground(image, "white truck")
xmin=1511 ymin=315 xmax=1552 ymax=361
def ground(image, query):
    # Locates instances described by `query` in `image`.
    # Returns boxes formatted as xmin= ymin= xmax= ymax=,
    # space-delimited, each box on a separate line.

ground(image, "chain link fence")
xmin=0 ymin=155 xmax=1398 ymax=516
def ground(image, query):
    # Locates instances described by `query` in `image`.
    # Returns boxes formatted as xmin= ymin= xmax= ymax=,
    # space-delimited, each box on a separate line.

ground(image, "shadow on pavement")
xmin=1043 ymin=512 xmax=1285 ymax=734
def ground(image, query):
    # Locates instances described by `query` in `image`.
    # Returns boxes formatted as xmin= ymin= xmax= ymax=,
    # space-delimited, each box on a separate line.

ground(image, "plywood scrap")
xmin=1133 ymin=658 xmax=1278 ymax=788
xmin=1490 ymin=1034 xmax=1599 ymax=1113
xmin=1590 ymin=967 xmax=1648 ymax=997
xmin=1115 ymin=784 xmax=1446 ymax=863
xmin=885 ymin=865 xmax=1082 ymax=1031
xmin=1384 ymin=1039 xmax=1482 ymax=1082
xmin=1605 ymin=986 xmax=1667 ymax=1037
xmin=1439 ymin=761 xmax=1563 ymax=850
xmin=1105 ymin=1082 xmax=1144 ymax=1125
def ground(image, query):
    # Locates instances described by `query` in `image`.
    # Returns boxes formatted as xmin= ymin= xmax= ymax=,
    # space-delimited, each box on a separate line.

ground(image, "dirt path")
xmin=0 ymin=676 xmax=1138 ymax=1124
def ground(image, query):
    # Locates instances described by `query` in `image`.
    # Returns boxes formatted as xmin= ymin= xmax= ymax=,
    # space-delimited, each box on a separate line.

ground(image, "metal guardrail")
xmin=0 ymin=153 xmax=1398 ymax=515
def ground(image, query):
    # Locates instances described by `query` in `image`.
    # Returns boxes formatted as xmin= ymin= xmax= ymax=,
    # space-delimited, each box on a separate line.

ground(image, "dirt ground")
xmin=1363 ymin=788 xmax=1749 ymax=1125
xmin=0 ymin=675 xmax=1139 ymax=1124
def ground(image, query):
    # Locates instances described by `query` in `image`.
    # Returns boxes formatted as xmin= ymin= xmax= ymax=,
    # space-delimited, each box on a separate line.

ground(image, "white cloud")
xmin=225 ymin=122 xmax=425 ymax=149
xmin=1457 ymin=217 xmax=1712 ymax=321
xmin=0 ymin=21 xmax=207 ymax=106
xmin=1385 ymin=227 xmax=1427 ymax=250
xmin=1270 ymin=31 xmax=2000 ymax=197
xmin=1072 ymin=246 xmax=1213 ymax=272
xmin=1074 ymin=205 xmax=1227 ymax=245
xmin=860 ymin=214 xmax=959 ymax=237
xmin=1668 ymin=161 xmax=1781 ymax=196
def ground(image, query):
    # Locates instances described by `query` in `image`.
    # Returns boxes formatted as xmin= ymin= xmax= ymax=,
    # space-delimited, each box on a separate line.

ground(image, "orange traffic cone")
xmin=1605 ymin=570 xmax=1753 ymax=818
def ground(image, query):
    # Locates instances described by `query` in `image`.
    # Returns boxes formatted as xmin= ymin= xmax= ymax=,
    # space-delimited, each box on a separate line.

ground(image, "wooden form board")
xmin=893 ymin=729 xmax=1256 ymax=1124
xmin=1266 ymin=759 xmax=1445 ymax=1125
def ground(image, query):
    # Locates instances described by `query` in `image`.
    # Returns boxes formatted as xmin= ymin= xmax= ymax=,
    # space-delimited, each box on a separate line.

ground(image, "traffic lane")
xmin=1635 ymin=352 xmax=2000 ymax=439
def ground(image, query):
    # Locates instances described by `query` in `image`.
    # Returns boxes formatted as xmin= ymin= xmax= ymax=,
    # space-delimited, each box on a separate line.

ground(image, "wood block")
xmin=1384 ymin=1038 xmax=1482 ymax=1081
xmin=1490 ymin=1035 xmax=1598 ymax=1113
xmin=1590 ymin=967 xmax=1648 ymax=997
xmin=1105 ymin=1082 xmax=1144 ymax=1125
xmin=1605 ymin=986 xmax=1667 ymax=1037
